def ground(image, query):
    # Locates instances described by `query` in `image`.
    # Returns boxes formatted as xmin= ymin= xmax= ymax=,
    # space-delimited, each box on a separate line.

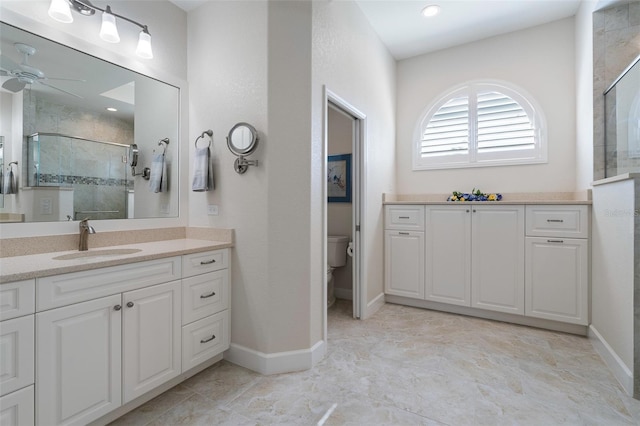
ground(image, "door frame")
xmin=323 ymin=86 xmax=366 ymax=334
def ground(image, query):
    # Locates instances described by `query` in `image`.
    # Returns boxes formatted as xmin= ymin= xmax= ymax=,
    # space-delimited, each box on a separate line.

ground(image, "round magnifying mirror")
xmin=227 ymin=122 xmax=259 ymax=156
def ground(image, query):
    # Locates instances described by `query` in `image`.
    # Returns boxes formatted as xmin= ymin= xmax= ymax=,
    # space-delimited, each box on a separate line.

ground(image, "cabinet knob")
xmin=114 ymin=305 xmax=122 ymax=311
xmin=466 ymin=209 xmax=470 ymax=213
xmin=127 ymin=301 xmax=134 ymax=308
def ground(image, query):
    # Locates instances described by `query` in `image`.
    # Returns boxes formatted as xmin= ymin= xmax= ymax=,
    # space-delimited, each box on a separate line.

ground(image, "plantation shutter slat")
xmin=420 ymin=96 xmax=469 ymax=156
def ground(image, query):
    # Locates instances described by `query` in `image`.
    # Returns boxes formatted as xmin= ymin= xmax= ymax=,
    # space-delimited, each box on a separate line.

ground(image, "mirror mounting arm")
xmin=234 ymin=157 xmax=258 ymax=174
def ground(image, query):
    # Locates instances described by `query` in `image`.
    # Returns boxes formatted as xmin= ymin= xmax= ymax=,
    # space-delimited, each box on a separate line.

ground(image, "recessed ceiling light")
xmin=106 ymin=107 xmax=118 ymax=112
xmin=421 ymin=4 xmax=440 ymax=17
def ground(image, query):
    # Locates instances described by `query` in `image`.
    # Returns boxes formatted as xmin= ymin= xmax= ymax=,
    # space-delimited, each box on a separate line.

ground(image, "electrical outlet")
xmin=207 ymin=204 xmax=219 ymax=215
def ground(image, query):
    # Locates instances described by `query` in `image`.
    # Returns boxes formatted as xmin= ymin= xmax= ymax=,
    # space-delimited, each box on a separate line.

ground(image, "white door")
xmin=122 ymin=281 xmax=181 ymax=403
xmin=471 ymin=206 xmax=525 ymax=315
xmin=384 ymin=230 xmax=425 ymax=299
xmin=36 ymin=294 xmax=121 ymax=426
xmin=425 ymin=206 xmax=471 ymax=306
xmin=525 ymin=237 xmax=588 ymax=325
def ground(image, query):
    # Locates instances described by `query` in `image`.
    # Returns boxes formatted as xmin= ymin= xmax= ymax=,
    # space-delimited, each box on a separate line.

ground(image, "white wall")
xmin=591 ymin=178 xmax=636 ymax=393
xmin=0 ymin=0 xmax=189 ymax=237
xmin=396 ymin=18 xmax=577 ymax=194
xmin=312 ymin=0 xmax=396 ymax=311
xmin=575 ymin=1 xmax=596 ymax=191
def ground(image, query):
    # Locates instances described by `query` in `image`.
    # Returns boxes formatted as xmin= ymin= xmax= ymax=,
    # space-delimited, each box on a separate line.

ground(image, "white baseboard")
xmin=224 ymin=340 xmax=326 ymax=375
xmin=589 ymin=325 xmax=634 ymax=396
xmin=362 ymin=292 xmax=385 ymax=319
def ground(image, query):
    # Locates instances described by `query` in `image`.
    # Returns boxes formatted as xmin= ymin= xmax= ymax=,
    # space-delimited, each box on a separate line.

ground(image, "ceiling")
xmin=170 ymin=0 xmax=583 ymax=60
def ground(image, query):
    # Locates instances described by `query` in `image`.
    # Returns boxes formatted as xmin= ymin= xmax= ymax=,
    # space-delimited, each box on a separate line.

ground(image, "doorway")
xmin=324 ymin=88 xmax=366 ymax=332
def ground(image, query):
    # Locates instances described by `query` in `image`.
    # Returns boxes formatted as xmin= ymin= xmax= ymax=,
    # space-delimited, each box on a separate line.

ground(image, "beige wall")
xmin=396 ymin=18 xmax=577 ymax=195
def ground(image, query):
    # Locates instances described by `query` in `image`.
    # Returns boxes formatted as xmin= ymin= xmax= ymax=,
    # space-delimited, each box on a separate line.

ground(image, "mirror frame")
xmin=227 ymin=122 xmax=259 ymax=156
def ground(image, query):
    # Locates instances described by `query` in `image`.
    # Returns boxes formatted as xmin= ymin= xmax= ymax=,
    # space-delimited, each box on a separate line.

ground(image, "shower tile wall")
xmin=23 ymin=93 xmax=134 ymax=219
xmin=593 ymin=1 xmax=640 ymax=180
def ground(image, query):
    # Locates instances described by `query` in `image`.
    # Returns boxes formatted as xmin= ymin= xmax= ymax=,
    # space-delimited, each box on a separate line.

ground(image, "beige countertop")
xmin=0 ymin=239 xmax=233 ymax=284
xmin=383 ymin=192 xmax=592 ymax=205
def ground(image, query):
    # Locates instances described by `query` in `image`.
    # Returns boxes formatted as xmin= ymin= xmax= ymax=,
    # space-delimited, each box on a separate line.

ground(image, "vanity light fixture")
xmin=421 ymin=4 xmax=441 ymax=17
xmin=47 ymin=0 xmax=153 ymax=59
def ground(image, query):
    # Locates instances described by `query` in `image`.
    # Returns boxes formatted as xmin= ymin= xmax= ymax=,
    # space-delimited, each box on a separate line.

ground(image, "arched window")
xmin=413 ymin=81 xmax=547 ymax=170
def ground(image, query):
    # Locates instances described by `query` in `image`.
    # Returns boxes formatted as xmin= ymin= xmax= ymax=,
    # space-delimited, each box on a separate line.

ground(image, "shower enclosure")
xmin=27 ymin=133 xmax=131 ymax=220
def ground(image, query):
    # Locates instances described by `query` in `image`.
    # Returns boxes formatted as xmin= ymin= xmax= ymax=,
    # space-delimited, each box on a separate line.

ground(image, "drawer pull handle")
xmin=547 ymin=239 xmax=564 ymax=243
xmin=200 ymin=291 xmax=216 ymax=299
xmin=114 ymin=305 xmax=122 ymax=311
xmin=398 ymin=216 xmax=410 ymax=219
xmin=398 ymin=232 xmax=410 ymax=235
xmin=200 ymin=259 xmax=217 ymax=265
xmin=547 ymin=219 xmax=564 ymax=223
xmin=127 ymin=302 xmax=134 ymax=308
xmin=200 ymin=334 xmax=216 ymax=344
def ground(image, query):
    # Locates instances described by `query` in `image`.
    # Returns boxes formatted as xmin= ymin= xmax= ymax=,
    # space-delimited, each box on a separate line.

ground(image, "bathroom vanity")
xmin=0 ymin=239 xmax=231 ymax=426
xmin=384 ymin=194 xmax=591 ymax=334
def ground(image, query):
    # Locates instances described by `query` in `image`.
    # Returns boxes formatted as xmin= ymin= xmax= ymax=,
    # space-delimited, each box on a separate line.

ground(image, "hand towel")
xmin=192 ymin=147 xmax=214 ymax=191
xmin=3 ymin=168 xmax=16 ymax=195
xmin=148 ymin=152 xmax=167 ymax=193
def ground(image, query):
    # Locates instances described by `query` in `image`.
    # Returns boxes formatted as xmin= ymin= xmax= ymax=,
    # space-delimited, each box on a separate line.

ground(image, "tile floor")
xmin=110 ymin=300 xmax=640 ymax=425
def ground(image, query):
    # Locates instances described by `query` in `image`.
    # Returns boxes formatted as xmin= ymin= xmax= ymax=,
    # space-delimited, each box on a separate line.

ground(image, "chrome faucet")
xmin=79 ymin=218 xmax=96 ymax=251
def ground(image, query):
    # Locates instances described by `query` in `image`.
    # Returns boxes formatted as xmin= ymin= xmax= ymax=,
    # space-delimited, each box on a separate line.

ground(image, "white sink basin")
xmin=53 ymin=248 xmax=142 ymax=260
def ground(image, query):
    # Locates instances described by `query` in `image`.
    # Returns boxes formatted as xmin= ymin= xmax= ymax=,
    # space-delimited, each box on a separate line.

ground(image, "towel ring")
xmin=195 ymin=130 xmax=213 ymax=149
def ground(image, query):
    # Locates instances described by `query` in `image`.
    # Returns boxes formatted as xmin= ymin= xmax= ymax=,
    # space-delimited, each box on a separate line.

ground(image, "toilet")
xmin=327 ymin=235 xmax=350 ymax=308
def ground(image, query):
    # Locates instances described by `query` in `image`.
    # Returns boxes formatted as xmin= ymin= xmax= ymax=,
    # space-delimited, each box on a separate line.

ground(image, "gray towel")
xmin=3 ymin=168 xmax=16 ymax=194
xmin=192 ymin=147 xmax=214 ymax=191
xmin=148 ymin=152 xmax=167 ymax=193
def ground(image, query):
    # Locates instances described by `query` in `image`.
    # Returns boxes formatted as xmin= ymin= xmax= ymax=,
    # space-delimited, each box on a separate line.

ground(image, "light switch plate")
xmin=207 ymin=204 xmax=219 ymax=215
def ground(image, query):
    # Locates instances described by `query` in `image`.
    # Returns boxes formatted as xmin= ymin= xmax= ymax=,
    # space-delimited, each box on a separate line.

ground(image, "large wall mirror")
xmin=0 ymin=22 xmax=179 ymax=222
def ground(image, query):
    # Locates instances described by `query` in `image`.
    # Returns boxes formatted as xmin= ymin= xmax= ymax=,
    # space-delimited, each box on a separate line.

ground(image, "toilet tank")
xmin=327 ymin=235 xmax=350 ymax=267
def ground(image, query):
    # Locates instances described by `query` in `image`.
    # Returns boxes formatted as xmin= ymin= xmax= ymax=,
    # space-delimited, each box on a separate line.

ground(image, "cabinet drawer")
xmin=182 ymin=270 xmax=229 ymax=325
xmin=0 ymin=385 xmax=34 ymax=426
xmin=526 ymin=205 xmax=589 ymax=238
xmin=37 ymin=257 xmax=181 ymax=311
xmin=0 ymin=316 xmax=34 ymax=397
xmin=384 ymin=205 xmax=425 ymax=230
xmin=182 ymin=310 xmax=229 ymax=372
xmin=1 ymin=280 xmax=35 ymax=321
xmin=182 ymin=250 xmax=229 ymax=278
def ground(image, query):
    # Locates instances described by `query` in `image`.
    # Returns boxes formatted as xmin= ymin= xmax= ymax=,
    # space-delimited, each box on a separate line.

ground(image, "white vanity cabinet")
xmin=525 ymin=206 xmax=589 ymax=325
xmin=0 ymin=279 xmax=35 ymax=426
xmin=384 ymin=206 xmax=425 ymax=299
xmin=25 ymin=247 xmax=231 ymax=426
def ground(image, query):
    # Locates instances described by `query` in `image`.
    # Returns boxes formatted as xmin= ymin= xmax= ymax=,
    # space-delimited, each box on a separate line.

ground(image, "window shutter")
xmin=420 ymin=95 xmax=469 ymax=157
xmin=476 ymin=91 xmax=535 ymax=153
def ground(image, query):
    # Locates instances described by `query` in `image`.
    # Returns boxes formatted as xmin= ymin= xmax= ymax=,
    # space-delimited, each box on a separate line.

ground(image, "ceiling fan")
xmin=0 ymin=42 xmax=83 ymax=98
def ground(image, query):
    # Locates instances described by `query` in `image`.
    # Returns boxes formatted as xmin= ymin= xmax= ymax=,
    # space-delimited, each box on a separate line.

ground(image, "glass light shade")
xmin=99 ymin=10 xmax=120 ymax=43
xmin=48 ymin=0 xmax=73 ymax=23
xmin=136 ymin=31 xmax=153 ymax=59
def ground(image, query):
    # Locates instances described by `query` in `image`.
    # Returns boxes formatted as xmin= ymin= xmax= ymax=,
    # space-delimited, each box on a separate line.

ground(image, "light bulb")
xmin=136 ymin=28 xmax=153 ymax=59
xmin=421 ymin=5 xmax=441 ymax=17
xmin=99 ymin=6 xmax=120 ymax=43
xmin=48 ymin=0 xmax=73 ymax=23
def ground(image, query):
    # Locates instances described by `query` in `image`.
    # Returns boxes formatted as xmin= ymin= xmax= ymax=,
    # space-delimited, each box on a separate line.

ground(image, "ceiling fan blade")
xmin=0 ymin=70 xmax=9 ymax=76
xmin=37 ymin=80 xmax=83 ymax=99
xmin=2 ymin=78 xmax=26 ymax=93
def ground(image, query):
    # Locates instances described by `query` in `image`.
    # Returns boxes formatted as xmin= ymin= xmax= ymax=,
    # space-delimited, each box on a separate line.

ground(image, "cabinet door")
xmin=122 ymin=281 xmax=181 ymax=403
xmin=384 ymin=230 xmax=425 ymax=299
xmin=425 ymin=206 xmax=471 ymax=306
xmin=525 ymin=237 xmax=588 ymax=325
xmin=36 ymin=294 xmax=121 ymax=426
xmin=471 ymin=206 xmax=525 ymax=315
xmin=1 ymin=315 xmax=34 ymax=397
